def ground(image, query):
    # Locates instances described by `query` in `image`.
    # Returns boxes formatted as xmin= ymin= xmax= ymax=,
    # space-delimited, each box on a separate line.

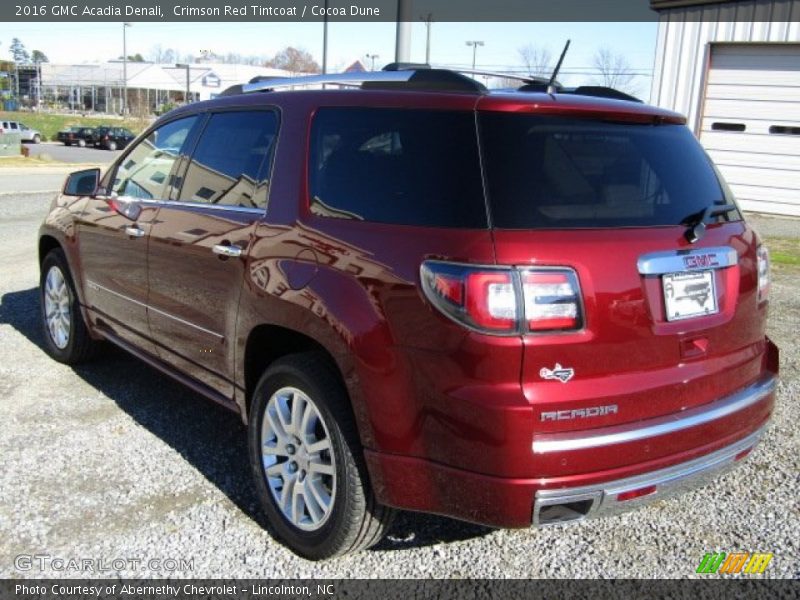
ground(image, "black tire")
xmin=40 ymin=249 xmax=99 ymax=364
xmin=107 ymin=140 xmax=117 ymax=151
xmin=32 ymin=134 xmax=41 ymax=144
xmin=77 ymin=139 xmax=86 ymax=148
xmin=248 ymin=352 xmax=395 ymax=560
xmin=64 ymin=141 xmax=71 ymax=147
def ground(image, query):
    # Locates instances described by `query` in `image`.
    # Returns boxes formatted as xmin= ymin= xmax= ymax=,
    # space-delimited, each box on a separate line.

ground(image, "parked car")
xmin=38 ymin=67 xmax=779 ymax=560
xmin=60 ymin=126 xmax=96 ymax=147
xmin=92 ymin=126 xmax=135 ymax=150
xmin=0 ymin=119 xmax=41 ymax=143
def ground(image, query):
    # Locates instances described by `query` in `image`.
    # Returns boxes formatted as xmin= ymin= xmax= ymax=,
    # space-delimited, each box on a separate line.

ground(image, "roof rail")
xmin=242 ymin=67 xmax=485 ymax=94
xmin=237 ymin=65 xmax=639 ymax=102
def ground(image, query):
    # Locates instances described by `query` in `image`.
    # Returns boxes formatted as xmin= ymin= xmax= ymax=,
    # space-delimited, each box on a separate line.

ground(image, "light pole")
xmin=366 ymin=54 xmax=379 ymax=71
xmin=421 ymin=13 xmax=433 ymax=64
xmin=176 ymin=64 xmax=191 ymax=104
xmin=122 ymin=22 xmax=131 ymax=114
xmin=465 ymin=40 xmax=484 ymax=70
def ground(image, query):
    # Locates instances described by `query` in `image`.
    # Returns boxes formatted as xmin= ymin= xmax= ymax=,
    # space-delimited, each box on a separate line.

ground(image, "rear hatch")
xmin=477 ymin=102 xmax=769 ymax=435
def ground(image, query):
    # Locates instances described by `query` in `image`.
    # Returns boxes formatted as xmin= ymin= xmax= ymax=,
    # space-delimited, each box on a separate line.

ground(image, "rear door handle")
xmin=124 ymin=226 xmax=145 ymax=238
xmin=212 ymin=244 xmax=242 ymax=258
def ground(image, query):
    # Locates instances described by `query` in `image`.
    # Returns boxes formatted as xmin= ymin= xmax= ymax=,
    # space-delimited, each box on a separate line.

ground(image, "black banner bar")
xmin=4 ymin=0 xmax=798 ymax=23
xmin=4 ymin=579 xmax=800 ymax=600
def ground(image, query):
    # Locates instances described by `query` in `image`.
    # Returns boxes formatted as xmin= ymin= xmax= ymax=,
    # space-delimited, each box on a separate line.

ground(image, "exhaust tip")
xmin=536 ymin=499 xmax=594 ymax=525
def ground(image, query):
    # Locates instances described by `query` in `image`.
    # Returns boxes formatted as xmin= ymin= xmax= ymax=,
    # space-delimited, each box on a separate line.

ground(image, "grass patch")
xmin=0 ymin=111 xmax=150 ymax=142
xmin=764 ymin=237 xmax=800 ymax=266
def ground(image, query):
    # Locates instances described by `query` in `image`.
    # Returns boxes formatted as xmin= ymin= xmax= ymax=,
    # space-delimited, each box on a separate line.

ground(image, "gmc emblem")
xmin=683 ymin=254 xmax=719 ymax=269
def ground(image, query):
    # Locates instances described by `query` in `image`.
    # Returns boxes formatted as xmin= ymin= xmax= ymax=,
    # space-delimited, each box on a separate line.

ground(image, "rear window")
xmin=309 ymin=107 xmax=487 ymax=228
xmin=480 ymin=114 xmax=733 ymax=229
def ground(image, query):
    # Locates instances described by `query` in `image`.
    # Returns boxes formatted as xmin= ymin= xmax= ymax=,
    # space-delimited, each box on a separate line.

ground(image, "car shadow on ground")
xmin=0 ymin=287 xmax=493 ymax=552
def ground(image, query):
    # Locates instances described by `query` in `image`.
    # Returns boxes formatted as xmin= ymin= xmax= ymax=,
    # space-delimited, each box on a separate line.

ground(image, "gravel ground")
xmin=0 ymin=192 xmax=797 ymax=579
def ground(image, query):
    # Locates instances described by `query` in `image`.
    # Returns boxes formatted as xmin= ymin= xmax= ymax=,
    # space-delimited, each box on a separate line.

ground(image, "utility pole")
xmin=322 ymin=0 xmax=329 ymax=74
xmin=465 ymin=40 xmax=484 ymax=70
xmin=421 ymin=13 xmax=433 ymax=64
xmin=176 ymin=64 xmax=191 ymax=103
xmin=366 ymin=54 xmax=379 ymax=71
xmin=395 ymin=0 xmax=412 ymax=64
xmin=122 ymin=22 xmax=131 ymax=114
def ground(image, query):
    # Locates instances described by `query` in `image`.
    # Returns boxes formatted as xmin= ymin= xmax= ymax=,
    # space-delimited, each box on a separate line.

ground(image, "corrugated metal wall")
xmin=650 ymin=0 xmax=800 ymax=131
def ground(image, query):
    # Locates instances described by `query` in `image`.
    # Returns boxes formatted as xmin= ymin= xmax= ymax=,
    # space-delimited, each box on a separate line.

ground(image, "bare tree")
xmin=518 ymin=44 xmax=552 ymax=78
xmin=265 ymin=47 xmax=320 ymax=73
xmin=593 ymin=47 xmax=639 ymax=96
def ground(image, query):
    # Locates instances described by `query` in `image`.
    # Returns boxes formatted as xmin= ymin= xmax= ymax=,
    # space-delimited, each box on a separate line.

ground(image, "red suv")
xmin=38 ymin=67 xmax=779 ymax=559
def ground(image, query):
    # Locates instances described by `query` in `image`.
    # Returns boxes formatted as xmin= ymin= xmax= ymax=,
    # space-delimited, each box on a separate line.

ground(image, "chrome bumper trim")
xmin=532 ymin=376 xmax=777 ymax=454
xmin=533 ymin=424 xmax=767 ymax=527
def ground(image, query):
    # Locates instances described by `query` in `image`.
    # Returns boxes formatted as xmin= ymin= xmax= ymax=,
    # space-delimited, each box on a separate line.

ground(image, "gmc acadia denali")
xmin=38 ymin=66 xmax=779 ymax=559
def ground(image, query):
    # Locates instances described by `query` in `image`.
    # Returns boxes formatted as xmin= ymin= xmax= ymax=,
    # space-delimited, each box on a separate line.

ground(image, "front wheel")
xmin=40 ymin=249 xmax=99 ymax=364
xmin=32 ymin=134 xmax=41 ymax=144
xmin=107 ymin=140 xmax=117 ymax=151
xmin=248 ymin=353 xmax=395 ymax=559
xmin=77 ymin=139 xmax=86 ymax=148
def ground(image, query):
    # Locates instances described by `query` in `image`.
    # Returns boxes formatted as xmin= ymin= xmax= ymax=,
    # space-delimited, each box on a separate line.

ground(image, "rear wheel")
xmin=77 ymin=139 xmax=86 ymax=148
xmin=32 ymin=134 xmax=41 ymax=144
xmin=107 ymin=140 xmax=117 ymax=151
xmin=40 ymin=249 xmax=99 ymax=364
xmin=248 ymin=353 xmax=395 ymax=559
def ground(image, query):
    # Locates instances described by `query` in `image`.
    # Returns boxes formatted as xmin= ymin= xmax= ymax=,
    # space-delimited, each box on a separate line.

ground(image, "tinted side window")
xmin=112 ymin=116 xmax=198 ymax=200
xmin=179 ymin=111 xmax=278 ymax=208
xmin=309 ymin=108 xmax=487 ymax=228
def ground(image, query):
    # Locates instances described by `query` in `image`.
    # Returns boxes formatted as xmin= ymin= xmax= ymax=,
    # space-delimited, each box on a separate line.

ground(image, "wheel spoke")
xmin=265 ymin=405 xmax=289 ymax=442
xmin=307 ymin=438 xmax=331 ymax=454
xmin=291 ymin=480 xmax=305 ymax=524
xmin=303 ymin=481 xmax=324 ymax=523
xmin=309 ymin=461 xmax=334 ymax=476
xmin=306 ymin=477 xmax=332 ymax=513
xmin=264 ymin=462 xmax=284 ymax=477
xmin=279 ymin=473 xmax=296 ymax=512
xmin=290 ymin=394 xmax=305 ymax=435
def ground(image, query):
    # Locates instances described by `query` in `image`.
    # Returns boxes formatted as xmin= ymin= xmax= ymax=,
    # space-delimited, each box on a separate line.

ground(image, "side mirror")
xmin=63 ymin=168 xmax=100 ymax=197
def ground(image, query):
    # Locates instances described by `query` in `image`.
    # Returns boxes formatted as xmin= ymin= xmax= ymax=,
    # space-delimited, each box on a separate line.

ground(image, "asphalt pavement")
xmin=26 ymin=141 xmax=120 ymax=165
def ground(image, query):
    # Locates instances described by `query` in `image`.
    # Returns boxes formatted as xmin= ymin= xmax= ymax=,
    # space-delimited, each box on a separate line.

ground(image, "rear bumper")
xmin=365 ymin=374 xmax=776 ymax=528
xmin=533 ymin=423 xmax=766 ymax=526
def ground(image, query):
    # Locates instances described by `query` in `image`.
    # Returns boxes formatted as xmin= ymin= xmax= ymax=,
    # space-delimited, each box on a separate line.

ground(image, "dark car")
xmin=60 ymin=126 xmax=96 ymax=147
xmin=38 ymin=67 xmax=778 ymax=560
xmin=93 ymin=126 xmax=135 ymax=151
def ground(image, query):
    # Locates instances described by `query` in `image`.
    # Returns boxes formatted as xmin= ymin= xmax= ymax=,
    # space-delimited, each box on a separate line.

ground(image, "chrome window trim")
xmin=114 ymin=197 xmax=266 ymax=215
xmin=637 ymin=246 xmax=738 ymax=275
xmin=86 ymin=280 xmax=224 ymax=340
xmin=532 ymin=375 xmax=777 ymax=454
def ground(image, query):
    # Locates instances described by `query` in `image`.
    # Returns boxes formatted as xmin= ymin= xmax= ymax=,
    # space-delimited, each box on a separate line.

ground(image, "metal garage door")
xmin=700 ymin=43 xmax=800 ymax=217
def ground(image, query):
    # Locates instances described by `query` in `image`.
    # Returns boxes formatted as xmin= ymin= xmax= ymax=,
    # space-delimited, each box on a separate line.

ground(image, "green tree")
xmin=9 ymin=38 xmax=29 ymax=63
xmin=31 ymin=49 xmax=48 ymax=63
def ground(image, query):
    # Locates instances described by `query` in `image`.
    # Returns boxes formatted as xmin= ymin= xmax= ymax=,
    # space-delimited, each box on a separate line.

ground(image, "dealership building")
xmin=650 ymin=0 xmax=800 ymax=216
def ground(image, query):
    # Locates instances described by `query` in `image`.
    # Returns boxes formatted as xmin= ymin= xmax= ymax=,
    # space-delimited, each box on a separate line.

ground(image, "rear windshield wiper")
xmin=683 ymin=203 xmax=738 ymax=243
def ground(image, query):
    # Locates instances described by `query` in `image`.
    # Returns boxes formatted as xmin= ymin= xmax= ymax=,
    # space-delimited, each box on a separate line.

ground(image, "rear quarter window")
xmin=308 ymin=107 xmax=487 ymax=228
xmin=480 ymin=114 xmax=732 ymax=229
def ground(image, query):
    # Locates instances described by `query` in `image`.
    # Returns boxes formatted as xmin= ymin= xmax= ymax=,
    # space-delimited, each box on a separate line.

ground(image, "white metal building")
xmin=650 ymin=0 xmax=800 ymax=216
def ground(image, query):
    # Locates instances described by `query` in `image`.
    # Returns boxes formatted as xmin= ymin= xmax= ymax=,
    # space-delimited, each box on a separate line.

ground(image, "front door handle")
xmin=212 ymin=244 xmax=243 ymax=258
xmin=124 ymin=225 xmax=145 ymax=238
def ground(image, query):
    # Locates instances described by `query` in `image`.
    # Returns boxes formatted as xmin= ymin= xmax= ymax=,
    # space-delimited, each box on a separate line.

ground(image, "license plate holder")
xmin=662 ymin=270 xmax=718 ymax=322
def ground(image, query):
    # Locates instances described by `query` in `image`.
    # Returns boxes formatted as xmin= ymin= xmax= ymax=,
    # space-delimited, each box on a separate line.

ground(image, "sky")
xmin=0 ymin=21 xmax=658 ymax=95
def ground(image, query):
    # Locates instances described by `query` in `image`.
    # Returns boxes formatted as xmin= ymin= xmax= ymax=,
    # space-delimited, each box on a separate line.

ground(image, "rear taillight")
xmin=757 ymin=244 xmax=770 ymax=303
xmin=521 ymin=270 xmax=582 ymax=331
xmin=420 ymin=261 xmax=583 ymax=335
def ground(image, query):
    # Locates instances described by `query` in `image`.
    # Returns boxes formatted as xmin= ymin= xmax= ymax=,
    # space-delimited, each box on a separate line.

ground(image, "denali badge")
xmin=540 ymin=405 xmax=619 ymax=422
xmin=539 ymin=363 xmax=574 ymax=383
